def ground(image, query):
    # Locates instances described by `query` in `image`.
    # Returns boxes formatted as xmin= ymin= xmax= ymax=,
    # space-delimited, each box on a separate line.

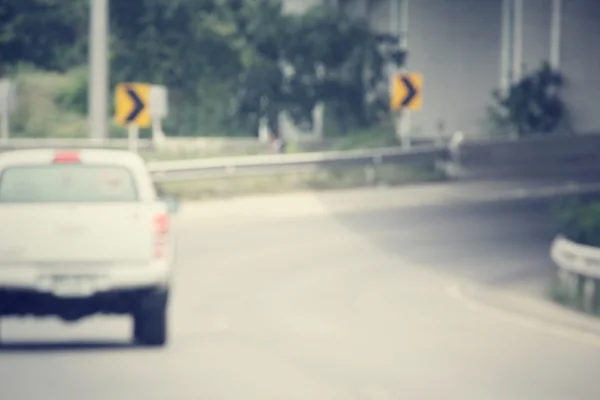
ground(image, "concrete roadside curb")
xmin=451 ymin=282 xmax=600 ymax=343
xmin=176 ymin=181 xmax=600 ymax=224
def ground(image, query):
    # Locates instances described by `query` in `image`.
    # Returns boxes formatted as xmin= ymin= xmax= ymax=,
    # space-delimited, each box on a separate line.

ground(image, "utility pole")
xmin=500 ymin=0 xmax=512 ymax=95
xmin=550 ymin=0 xmax=562 ymax=70
xmin=391 ymin=0 xmax=411 ymax=149
xmin=88 ymin=0 xmax=109 ymax=143
xmin=511 ymin=0 xmax=523 ymax=84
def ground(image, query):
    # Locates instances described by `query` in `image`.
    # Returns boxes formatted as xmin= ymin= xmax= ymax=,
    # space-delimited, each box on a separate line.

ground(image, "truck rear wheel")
xmin=133 ymin=291 xmax=168 ymax=347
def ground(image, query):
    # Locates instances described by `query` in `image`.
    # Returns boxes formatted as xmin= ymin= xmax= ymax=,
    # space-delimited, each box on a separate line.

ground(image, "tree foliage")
xmin=234 ymin=3 xmax=405 ymax=134
xmin=0 ymin=0 xmax=403 ymax=136
xmin=0 ymin=0 xmax=88 ymax=72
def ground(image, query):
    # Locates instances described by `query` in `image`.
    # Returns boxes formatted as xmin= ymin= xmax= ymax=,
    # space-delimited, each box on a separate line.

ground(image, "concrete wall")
xmin=367 ymin=0 xmax=391 ymax=34
xmin=522 ymin=0 xmax=552 ymax=75
xmin=362 ymin=0 xmax=600 ymax=136
xmin=400 ymin=0 xmax=503 ymax=137
xmin=283 ymin=0 xmax=600 ymax=137
xmin=561 ymin=0 xmax=600 ymax=133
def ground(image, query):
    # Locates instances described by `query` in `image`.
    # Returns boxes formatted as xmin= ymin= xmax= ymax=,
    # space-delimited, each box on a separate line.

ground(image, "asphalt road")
xmin=333 ymin=198 xmax=558 ymax=292
xmin=2 ymin=183 xmax=600 ymax=399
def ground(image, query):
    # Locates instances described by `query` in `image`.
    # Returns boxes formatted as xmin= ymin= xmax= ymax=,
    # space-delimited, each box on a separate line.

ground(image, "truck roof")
xmin=0 ymin=148 xmax=147 ymax=168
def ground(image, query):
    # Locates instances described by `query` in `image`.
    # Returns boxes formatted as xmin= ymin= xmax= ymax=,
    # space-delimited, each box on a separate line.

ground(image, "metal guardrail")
xmin=551 ymin=235 xmax=600 ymax=313
xmin=442 ymin=133 xmax=600 ymax=180
xmin=147 ymin=144 xmax=447 ymax=182
xmin=147 ymin=132 xmax=600 ymax=183
xmin=3 ymin=133 xmax=600 ymax=184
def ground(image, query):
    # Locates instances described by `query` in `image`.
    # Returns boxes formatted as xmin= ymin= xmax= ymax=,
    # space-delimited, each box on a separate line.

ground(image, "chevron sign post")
xmin=390 ymin=72 xmax=423 ymax=150
xmin=115 ymin=82 xmax=152 ymax=152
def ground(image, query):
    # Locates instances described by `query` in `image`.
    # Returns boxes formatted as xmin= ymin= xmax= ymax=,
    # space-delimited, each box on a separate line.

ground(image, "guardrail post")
xmin=448 ymin=131 xmax=464 ymax=162
xmin=364 ymin=164 xmax=376 ymax=185
xmin=582 ymin=277 xmax=597 ymax=314
xmin=436 ymin=131 xmax=465 ymax=180
xmin=365 ymin=154 xmax=383 ymax=185
xmin=559 ymin=269 xmax=579 ymax=301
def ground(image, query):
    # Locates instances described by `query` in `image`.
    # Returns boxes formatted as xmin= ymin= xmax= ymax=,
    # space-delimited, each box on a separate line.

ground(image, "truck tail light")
xmin=153 ymin=213 xmax=169 ymax=259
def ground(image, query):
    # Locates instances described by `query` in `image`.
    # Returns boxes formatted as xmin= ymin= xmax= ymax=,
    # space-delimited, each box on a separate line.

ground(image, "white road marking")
xmin=359 ymin=385 xmax=394 ymax=400
xmin=446 ymin=284 xmax=600 ymax=348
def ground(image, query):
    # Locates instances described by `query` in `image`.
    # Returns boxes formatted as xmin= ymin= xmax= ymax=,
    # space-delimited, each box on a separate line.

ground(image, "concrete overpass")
xmin=283 ymin=0 xmax=600 ymax=139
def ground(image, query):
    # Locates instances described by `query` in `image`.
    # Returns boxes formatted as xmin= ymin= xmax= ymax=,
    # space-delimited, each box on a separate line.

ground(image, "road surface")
xmin=2 ymin=182 xmax=600 ymax=399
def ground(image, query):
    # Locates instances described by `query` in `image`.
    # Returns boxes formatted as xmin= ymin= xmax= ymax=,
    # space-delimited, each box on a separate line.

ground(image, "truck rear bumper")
xmin=0 ymin=263 xmax=171 ymax=298
xmin=0 ymin=264 xmax=171 ymax=320
xmin=0 ymin=286 xmax=168 ymax=320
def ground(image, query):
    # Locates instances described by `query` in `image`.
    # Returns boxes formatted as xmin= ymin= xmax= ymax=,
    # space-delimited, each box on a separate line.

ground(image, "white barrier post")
xmin=150 ymin=85 xmax=168 ymax=149
xmin=583 ymin=278 xmax=596 ymax=313
xmin=0 ymin=78 xmax=13 ymax=145
xmin=128 ymin=124 xmax=139 ymax=153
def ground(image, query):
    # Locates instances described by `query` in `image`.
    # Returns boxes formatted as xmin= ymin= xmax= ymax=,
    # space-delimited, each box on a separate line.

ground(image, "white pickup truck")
xmin=0 ymin=148 xmax=177 ymax=347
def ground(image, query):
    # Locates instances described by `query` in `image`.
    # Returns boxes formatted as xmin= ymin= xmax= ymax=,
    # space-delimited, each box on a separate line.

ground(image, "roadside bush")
xmin=54 ymin=66 xmax=88 ymax=115
xmin=486 ymin=62 xmax=566 ymax=137
xmin=9 ymin=68 xmax=87 ymax=137
xmin=552 ymin=197 xmax=600 ymax=247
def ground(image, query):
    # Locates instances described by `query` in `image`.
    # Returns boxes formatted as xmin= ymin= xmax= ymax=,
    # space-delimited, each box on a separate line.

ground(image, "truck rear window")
xmin=0 ymin=165 xmax=138 ymax=203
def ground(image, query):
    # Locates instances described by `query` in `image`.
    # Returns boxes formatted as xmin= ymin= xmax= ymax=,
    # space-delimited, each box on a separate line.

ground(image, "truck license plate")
xmin=49 ymin=274 xmax=97 ymax=297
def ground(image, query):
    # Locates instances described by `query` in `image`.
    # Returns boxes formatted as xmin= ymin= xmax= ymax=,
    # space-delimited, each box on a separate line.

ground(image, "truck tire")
xmin=133 ymin=291 xmax=168 ymax=347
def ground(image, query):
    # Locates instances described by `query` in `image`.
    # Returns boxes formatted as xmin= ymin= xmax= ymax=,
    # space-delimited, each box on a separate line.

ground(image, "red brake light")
xmin=154 ymin=213 xmax=169 ymax=258
xmin=154 ymin=214 xmax=169 ymax=234
xmin=53 ymin=150 xmax=80 ymax=163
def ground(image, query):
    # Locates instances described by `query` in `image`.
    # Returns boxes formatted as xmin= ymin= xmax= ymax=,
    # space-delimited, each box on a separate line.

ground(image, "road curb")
xmin=176 ymin=181 xmax=600 ymax=223
xmin=453 ymin=282 xmax=600 ymax=341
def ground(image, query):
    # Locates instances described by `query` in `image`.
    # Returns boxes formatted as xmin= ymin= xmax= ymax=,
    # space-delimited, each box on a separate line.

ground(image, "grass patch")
xmin=140 ymin=144 xmax=270 ymax=161
xmin=552 ymin=197 xmax=600 ymax=247
xmin=327 ymin=121 xmax=400 ymax=151
xmin=157 ymin=163 xmax=446 ymax=200
xmin=142 ymin=123 xmax=402 ymax=161
xmin=10 ymin=68 xmax=88 ymax=138
xmin=285 ymin=120 xmax=400 ymax=154
xmin=9 ymin=67 xmax=131 ymax=139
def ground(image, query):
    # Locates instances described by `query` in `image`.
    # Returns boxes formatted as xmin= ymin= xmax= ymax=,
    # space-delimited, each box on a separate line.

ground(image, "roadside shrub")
xmin=9 ymin=68 xmax=87 ymax=137
xmin=552 ymin=197 xmax=600 ymax=247
xmin=54 ymin=66 xmax=88 ymax=115
xmin=486 ymin=62 xmax=566 ymax=137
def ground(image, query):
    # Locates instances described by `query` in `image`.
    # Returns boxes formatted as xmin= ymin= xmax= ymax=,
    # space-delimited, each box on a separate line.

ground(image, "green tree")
xmin=1 ymin=0 xmax=404 ymax=138
xmin=0 ymin=0 xmax=88 ymax=71
xmin=233 ymin=2 xmax=405 ymax=136
xmin=109 ymin=0 xmax=252 ymax=136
